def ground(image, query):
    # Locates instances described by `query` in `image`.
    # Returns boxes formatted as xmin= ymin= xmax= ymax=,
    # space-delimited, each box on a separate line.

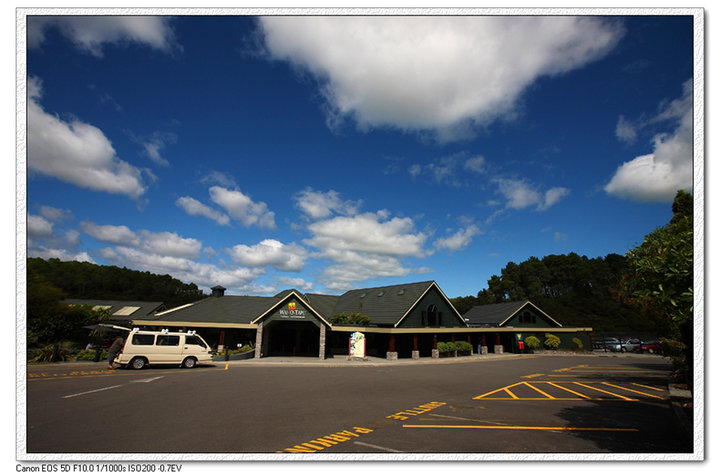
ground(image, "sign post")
xmin=348 ymin=332 xmax=366 ymax=360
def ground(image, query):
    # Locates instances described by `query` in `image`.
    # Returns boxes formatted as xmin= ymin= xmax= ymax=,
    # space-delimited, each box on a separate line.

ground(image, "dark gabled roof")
xmin=130 ymin=280 xmax=461 ymax=328
xmin=304 ymin=293 xmax=340 ymax=319
xmin=64 ymin=299 xmax=165 ymax=320
xmin=463 ymin=301 xmax=562 ymax=328
xmin=147 ymin=295 xmax=277 ymax=324
xmin=330 ymin=281 xmax=436 ymax=326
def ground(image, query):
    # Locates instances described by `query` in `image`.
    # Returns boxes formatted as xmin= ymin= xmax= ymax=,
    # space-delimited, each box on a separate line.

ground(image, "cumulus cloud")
xmin=306 ymin=211 xmax=428 ymax=258
xmin=228 ymin=239 xmax=308 ymax=272
xmin=81 ymin=222 xmax=202 ymax=259
xmin=434 ymin=225 xmax=481 ymax=252
xmin=605 ymin=80 xmax=693 ymax=202
xmin=28 ymin=215 xmax=54 ymax=238
xmin=28 ymin=16 xmax=179 ymax=57
xmin=258 ymin=16 xmax=621 ymax=140
xmin=99 ymin=246 xmax=262 ymax=292
xmin=294 ymin=188 xmax=361 ymax=219
xmin=81 ymin=222 xmax=139 ymax=246
xmin=494 ymin=179 xmax=570 ymax=211
xmin=303 ymin=210 xmax=430 ymax=290
xmin=38 ymin=205 xmax=74 ymax=223
xmin=209 ymin=186 xmax=276 ymax=229
xmin=27 ymin=77 xmax=147 ymax=199
xmin=176 ymin=196 xmax=230 ymax=226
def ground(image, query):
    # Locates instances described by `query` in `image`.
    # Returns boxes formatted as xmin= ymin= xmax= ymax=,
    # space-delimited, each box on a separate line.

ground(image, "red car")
xmin=641 ymin=340 xmax=662 ymax=354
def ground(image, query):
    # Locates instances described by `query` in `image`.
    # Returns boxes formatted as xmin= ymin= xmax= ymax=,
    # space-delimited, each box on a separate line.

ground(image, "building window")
xmin=520 ymin=312 xmax=536 ymax=324
xmin=422 ymin=304 xmax=442 ymax=327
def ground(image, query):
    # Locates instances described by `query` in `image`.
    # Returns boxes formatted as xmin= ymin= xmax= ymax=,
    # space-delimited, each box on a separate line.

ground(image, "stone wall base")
xmin=494 ymin=345 xmax=504 ymax=354
xmin=411 ymin=350 xmax=420 ymax=360
xmin=386 ymin=351 xmax=398 ymax=360
xmin=480 ymin=345 xmax=488 ymax=355
xmin=431 ymin=349 xmax=439 ymax=359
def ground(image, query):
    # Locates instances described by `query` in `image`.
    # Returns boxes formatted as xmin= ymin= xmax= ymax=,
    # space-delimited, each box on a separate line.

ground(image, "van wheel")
xmin=130 ymin=357 xmax=147 ymax=370
xmin=181 ymin=357 xmax=197 ymax=369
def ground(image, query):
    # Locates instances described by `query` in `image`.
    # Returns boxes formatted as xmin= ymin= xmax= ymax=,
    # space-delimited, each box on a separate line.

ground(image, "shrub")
xmin=525 ymin=336 xmax=541 ymax=350
xmin=75 ymin=349 xmax=108 ymax=361
xmin=455 ymin=341 xmax=472 ymax=354
xmin=445 ymin=341 xmax=458 ymax=352
xmin=437 ymin=342 xmax=449 ymax=353
xmin=572 ymin=337 xmax=584 ymax=350
xmin=544 ymin=333 xmax=561 ymax=350
xmin=30 ymin=342 xmax=75 ymax=362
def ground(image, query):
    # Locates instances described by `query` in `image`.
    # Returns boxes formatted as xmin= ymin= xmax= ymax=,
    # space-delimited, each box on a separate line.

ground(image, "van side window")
xmin=132 ymin=334 xmax=155 ymax=346
xmin=156 ymin=335 xmax=180 ymax=346
xmin=185 ymin=335 xmax=205 ymax=347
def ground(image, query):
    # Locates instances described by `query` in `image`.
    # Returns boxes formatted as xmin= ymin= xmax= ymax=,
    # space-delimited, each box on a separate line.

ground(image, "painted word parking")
xmin=281 ymin=401 xmax=446 ymax=453
xmin=282 ymin=427 xmax=374 ymax=453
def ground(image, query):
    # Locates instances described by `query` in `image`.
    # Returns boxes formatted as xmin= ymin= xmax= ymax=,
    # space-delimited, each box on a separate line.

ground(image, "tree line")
xmin=28 ymin=257 xmax=205 ymax=306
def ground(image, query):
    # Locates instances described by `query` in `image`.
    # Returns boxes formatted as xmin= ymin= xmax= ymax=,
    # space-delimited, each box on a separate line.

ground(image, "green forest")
xmin=450 ymin=252 xmax=658 ymax=333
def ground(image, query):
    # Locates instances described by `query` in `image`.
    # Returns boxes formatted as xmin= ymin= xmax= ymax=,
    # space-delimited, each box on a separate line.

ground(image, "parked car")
xmin=594 ymin=337 xmax=621 ymax=352
xmin=620 ymin=338 xmax=642 ymax=353
xmin=114 ymin=328 xmax=214 ymax=369
xmin=641 ymin=340 xmax=662 ymax=354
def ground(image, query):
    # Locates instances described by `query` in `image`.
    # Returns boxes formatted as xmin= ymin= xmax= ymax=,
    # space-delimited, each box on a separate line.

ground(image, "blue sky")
xmin=22 ymin=12 xmax=698 ymax=299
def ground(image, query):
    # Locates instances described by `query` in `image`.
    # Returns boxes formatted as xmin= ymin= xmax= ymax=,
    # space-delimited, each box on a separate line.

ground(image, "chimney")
xmin=211 ymin=285 xmax=226 ymax=298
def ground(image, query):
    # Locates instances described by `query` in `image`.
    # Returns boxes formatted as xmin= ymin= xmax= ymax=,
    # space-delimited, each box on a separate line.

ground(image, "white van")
xmin=113 ymin=328 xmax=213 ymax=369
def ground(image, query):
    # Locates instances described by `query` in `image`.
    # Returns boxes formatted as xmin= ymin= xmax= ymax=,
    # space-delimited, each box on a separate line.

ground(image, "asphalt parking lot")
xmin=22 ymin=352 xmax=694 ymax=459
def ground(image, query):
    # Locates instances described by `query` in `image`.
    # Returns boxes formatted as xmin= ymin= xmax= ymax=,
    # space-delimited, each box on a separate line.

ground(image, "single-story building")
xmin=463 ymin=300 xmax=592 ymax=352
xmin=99 ymin=281 xmax=593 ymax=360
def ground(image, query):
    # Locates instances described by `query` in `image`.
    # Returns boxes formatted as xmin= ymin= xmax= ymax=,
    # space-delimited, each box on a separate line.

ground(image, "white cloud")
xmin=464 ymin=156 xmax=486 ymax=174
xmin=277 ymin=276 xmax=313 ymax=291
xmin=29 ymin=245 xmax=95 ymax=264
xmin=615 ymin=115 xmax=638 ymax=144
xmin=303 ymin=211 xmax=430 ymax=290
xmin=28 ymin=16 xmax=178 ymax=57
xmin=27 ymin=77 xmax=147 ymax=199
xmin=28 ymin=215 xmax=54 ymax=238
xmin=306 ymin=211 xmax=428 ymax=258
xmin=605 ymin=80 xmax=693 ymax=202
xmin=228 ymin=239 xmax=308 ymax=272
xmin=81 ymin=222 xmax=202 ymax=259
xmin=294 ymin=188 xmax=361 ymax=219
xmin=38 ymin=205 xmax=73 ymax=223
xmin=138 ymin=132 xmax=176 ymax=167
xmin=434 ymin=225 xmax=481 ymax=252
xmin=81 ymin=222 xmax=139 ymax=246
xmin=209 ymin=186 xmax=276 ymax=229
xmin=409 ymin=153 xmax=486 ymax=186
xmin=541 ymin=187 xmax=571 ymax=210
xmin=259 ymin=16 xmax=620 ymax=140
xmin=495 ymin=179 xmax=569 ymax=211
xmin=100 ymin=246 xmax=262 ymax=292
xmin=176 ymin=196 xmax=230 ymax=226
xmin=139 ymin=231 xmax=203 ymax=259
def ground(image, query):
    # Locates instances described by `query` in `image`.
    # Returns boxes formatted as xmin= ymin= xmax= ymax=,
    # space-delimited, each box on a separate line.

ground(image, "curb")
xmin=668 ymin=384 xmax=694 ymax=442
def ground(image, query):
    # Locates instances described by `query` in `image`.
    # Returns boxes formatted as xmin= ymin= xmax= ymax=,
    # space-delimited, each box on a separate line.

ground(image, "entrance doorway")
xmin=265 ymin=321 xmax=319 ymax=357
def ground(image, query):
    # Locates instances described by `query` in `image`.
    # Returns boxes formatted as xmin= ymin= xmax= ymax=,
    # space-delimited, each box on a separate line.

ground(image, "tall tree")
xmin=616 ymin=190 xmax=694 ymax=380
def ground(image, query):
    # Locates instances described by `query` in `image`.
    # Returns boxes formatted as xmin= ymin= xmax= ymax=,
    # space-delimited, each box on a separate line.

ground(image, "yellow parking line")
xmin=522 ymin=382 xmax=555 ymax=399
xmin=573 ymin=381 xmax=637 ymax=401
xmin=403 ymin=424 xmax=638 ymax=432
xmin=632 ymin=382 xmax=664 ymax=392
xmin=546 ymin=381 xmax=592 ymax=400
xmin=601 ymin=382 xmax=665 ymax=399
